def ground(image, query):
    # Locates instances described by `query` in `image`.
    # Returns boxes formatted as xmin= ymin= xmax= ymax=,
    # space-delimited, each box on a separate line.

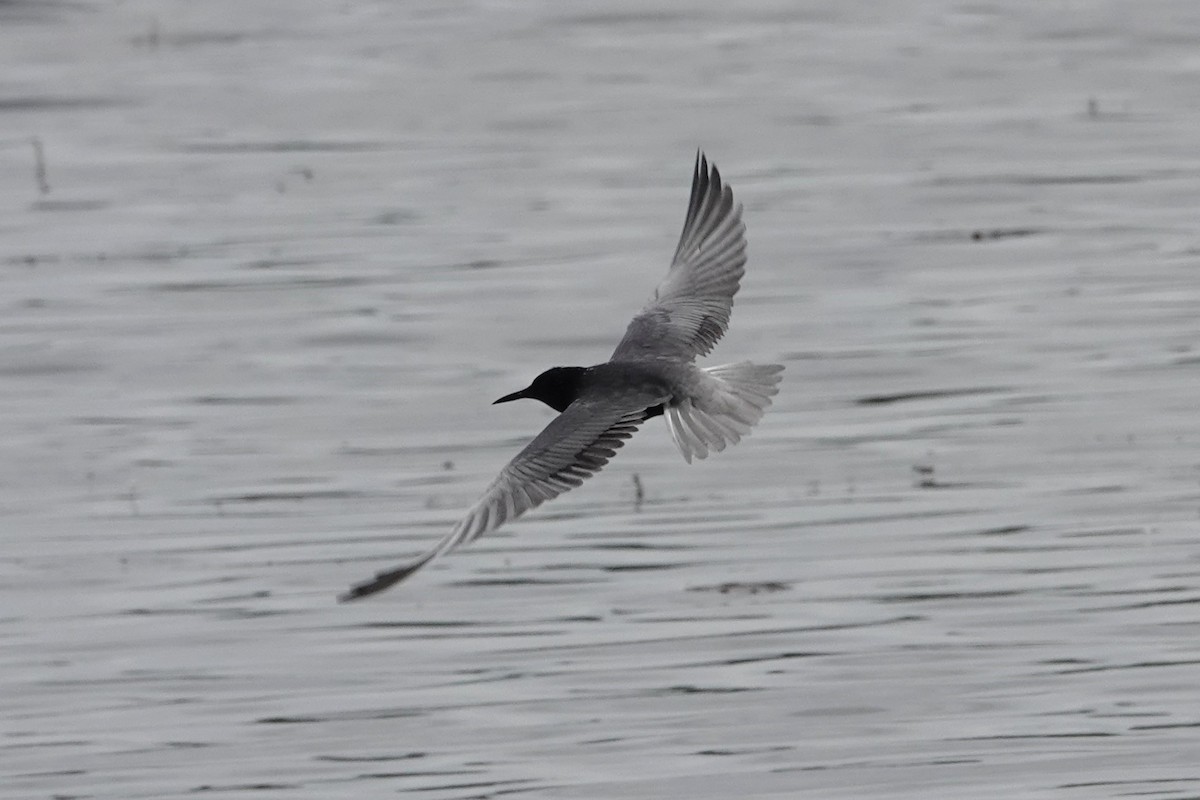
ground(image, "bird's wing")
xmin=339 ymin=390 xmax=662 ymax=601
xmin=611 ymin=152 xmax=746 ymax=362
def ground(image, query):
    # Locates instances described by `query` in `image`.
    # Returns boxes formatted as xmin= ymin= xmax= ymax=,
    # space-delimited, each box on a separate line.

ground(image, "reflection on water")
xmin=3 ymin=1 xmax=1200 ymax=798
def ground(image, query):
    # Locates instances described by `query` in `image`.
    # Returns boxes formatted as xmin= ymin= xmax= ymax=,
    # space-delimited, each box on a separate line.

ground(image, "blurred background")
xmin=2 ymin=2 xmax=1199 ymax=798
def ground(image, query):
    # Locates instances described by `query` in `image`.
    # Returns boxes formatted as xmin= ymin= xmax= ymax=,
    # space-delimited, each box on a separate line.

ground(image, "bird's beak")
xmin=493 ymin=388 xmax=527 ymax=405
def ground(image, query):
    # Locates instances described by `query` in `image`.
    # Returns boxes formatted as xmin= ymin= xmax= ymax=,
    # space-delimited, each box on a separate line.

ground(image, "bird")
xmin=339 ymin=152 xmax=783 ymax=601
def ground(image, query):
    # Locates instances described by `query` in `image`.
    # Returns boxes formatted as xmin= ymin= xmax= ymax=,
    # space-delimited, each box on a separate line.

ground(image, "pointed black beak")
xmin=493 ymin=388 xmax=527 ymax=405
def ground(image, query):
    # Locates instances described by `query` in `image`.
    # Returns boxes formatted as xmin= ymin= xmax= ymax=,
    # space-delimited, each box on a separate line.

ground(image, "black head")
xmin=493 ymin=366 xmax=586 ymax=413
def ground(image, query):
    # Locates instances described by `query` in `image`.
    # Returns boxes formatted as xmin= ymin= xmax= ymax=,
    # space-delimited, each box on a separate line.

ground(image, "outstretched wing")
xmin=339 ymin=392 xmax=661 ymax=601
xmin=611 ymin=152 xmax=746 ymax=362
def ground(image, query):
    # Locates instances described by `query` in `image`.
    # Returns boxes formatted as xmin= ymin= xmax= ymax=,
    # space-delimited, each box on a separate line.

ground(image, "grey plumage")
xmin=612 ymin=153 xmax=746 ymax=361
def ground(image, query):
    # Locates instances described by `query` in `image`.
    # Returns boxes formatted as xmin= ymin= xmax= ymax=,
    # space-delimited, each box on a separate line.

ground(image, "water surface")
xmin=3 ymin=2 xmax=1199 ymax=798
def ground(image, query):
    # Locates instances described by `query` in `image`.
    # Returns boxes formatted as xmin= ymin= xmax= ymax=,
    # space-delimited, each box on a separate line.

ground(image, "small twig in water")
xmin=632 ymin=473 xmax=644 ymax=511
xmin=31 ymin=137 xmax=49 ymax=194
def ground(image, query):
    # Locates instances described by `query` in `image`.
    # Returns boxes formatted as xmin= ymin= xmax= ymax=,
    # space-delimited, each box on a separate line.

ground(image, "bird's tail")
xmin=665 ymin=361 xmax=783 ymax=463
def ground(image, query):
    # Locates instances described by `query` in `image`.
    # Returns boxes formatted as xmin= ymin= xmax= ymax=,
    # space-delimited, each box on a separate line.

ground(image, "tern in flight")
xmin=340 ymin=153 xmax=783 ymax=601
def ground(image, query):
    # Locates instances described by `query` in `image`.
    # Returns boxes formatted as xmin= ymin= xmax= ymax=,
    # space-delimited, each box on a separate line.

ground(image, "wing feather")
xmin=339 ymin=395 xmax=656 ymax=601
xmin=612 ymin=152 xmax=747 ymax=361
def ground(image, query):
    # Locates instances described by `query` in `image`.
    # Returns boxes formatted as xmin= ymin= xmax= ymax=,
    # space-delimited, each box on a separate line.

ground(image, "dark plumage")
xmin=495 ymin=365 xmax=668 ymax=418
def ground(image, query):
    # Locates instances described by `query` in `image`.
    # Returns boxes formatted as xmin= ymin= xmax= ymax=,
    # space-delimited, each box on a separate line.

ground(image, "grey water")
xmin=2 ymin=2 xmax=1200 ymax=798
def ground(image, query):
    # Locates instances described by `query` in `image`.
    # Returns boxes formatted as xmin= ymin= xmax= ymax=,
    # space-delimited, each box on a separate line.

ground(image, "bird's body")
xmin=341 ymin=153 xmax=783 ymax=601
xmin=495 ymin=362 xmax=671 ymax=415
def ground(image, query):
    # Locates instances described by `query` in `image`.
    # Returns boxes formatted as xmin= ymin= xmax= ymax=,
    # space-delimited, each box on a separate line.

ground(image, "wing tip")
xmin=693 ymin=149 xmax=722 ymax=189
xmin=338 ymin=550 xmax=439 ymax=602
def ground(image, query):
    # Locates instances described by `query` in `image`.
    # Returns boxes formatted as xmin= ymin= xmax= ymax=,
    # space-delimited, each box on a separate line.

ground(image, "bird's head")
xmin=494 ymin=366 xmax=586 ymax=413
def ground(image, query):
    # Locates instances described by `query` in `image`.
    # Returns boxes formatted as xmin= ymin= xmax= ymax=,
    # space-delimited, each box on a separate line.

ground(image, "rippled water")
xmin=3 ymin=2 xmax=1200 ymax=798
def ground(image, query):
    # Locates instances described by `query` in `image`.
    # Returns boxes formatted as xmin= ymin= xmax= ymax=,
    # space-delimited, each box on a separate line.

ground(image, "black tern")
xmin=340 ymin=153 xmax=782 ymax=601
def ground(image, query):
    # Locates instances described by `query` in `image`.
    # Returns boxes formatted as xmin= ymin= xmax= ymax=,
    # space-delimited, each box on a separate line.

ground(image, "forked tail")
xmin=665 ymin=361 xmax=783 ymax=463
